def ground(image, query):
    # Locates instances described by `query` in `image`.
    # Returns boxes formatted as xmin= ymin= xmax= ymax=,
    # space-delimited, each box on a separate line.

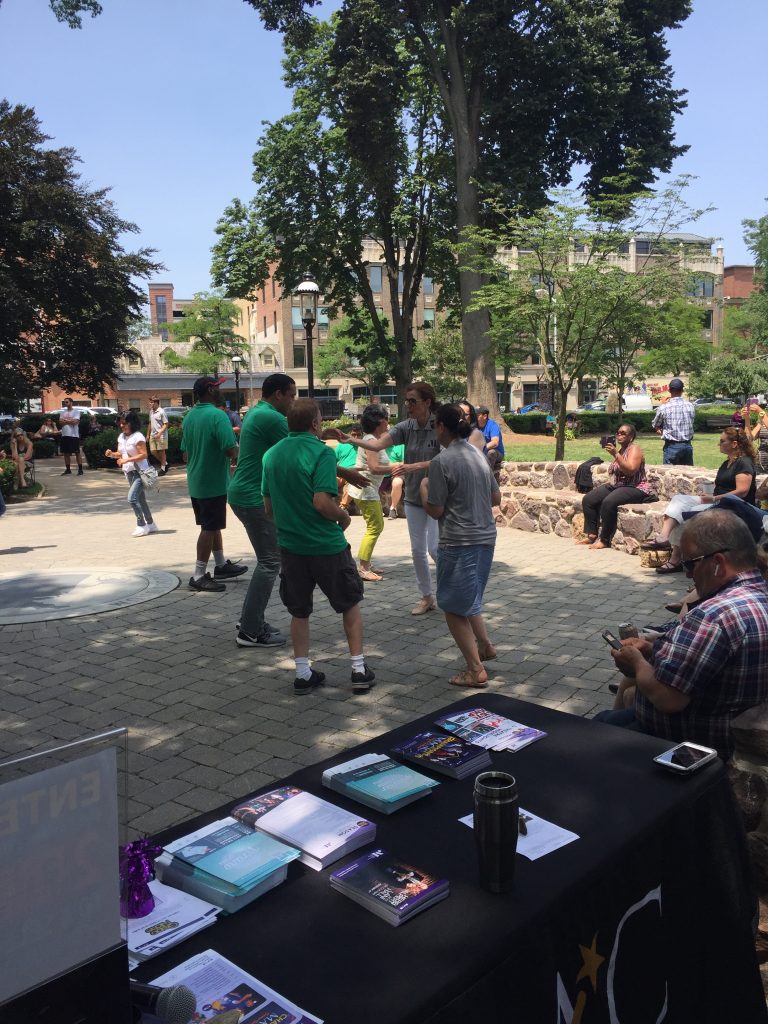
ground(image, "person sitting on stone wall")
xmin=596 ymin=510 xmax=768 ymax=760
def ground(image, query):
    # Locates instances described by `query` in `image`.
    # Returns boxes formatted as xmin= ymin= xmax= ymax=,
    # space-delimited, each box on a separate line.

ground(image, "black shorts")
xmin=191 ymin=494 xmax=227 ymax=532
xmin=60 ymin=436 xmax=80 ymax=455
xmin=279 ymin=545 xmax=364 ymax=618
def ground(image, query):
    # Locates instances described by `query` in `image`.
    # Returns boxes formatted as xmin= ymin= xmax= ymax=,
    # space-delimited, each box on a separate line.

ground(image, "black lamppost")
xmin=231 ymin=354 xmax=242 ymax=411
xmin=296 ymin=273 xmax=320 ymax=398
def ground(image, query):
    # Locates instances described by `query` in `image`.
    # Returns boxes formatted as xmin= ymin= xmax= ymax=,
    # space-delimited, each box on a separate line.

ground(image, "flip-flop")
xmin=449 ymin=670 xmax=489 ymax=688
xmin=358 ymin=569 xmax=384 ymax=582
xmin=641 ymin=540 xmax=672 ymax=551
xmin=655 ymin=561 xmax=683 ymax=574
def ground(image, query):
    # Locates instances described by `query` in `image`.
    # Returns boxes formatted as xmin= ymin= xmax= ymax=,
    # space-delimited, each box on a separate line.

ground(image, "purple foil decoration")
xmin=120 ymin=836 xmax=163 ymax=918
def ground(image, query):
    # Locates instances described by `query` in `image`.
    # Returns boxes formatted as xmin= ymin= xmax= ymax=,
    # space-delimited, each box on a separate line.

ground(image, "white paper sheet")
xmin=459 ymin=807 xmax=579 ymax=860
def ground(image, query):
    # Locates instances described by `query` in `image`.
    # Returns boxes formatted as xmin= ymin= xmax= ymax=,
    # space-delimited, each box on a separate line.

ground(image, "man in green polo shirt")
xmin=263 ymin=398 xmax=375 ymax=696
xmin=181 ymin=376 xmax=248 ymax=593
xmin=228 ymin=373 xmax=297 ymax=648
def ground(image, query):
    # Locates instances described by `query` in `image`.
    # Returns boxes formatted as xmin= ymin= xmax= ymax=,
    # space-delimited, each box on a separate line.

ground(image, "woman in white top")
xmin=104 ymin=410 xmax=157 ymax=536
xmin=346 ymin=405 xmax=401 ymax=581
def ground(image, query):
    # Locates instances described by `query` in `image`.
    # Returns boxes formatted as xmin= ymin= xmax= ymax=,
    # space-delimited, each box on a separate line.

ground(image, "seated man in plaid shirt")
xmin=596 ymin=509 xmax=768 ymax=759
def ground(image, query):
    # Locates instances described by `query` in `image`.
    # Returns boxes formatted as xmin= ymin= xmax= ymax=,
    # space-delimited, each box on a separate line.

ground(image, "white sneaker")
xmin=146 ymin=523 xmax=159 ymax=534
xmin=132 ymin=525 xmax=150 ymax=537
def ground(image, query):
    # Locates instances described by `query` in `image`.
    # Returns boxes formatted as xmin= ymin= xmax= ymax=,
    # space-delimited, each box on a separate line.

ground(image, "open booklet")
xmin=151 ymin=948 xmax=322 ymax=1023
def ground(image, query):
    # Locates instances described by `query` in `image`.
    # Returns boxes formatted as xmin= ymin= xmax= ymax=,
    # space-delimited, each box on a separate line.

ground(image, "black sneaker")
xmin=351 ymin=664 xmax=375 ymax=694
xmin=236 ymin=620 xmax=281 ymax=637
xmin=61 ymin=469 xmax=72 ymax=475
xmin=214 ymin=560 xmax=249 ymax=579
xmin=77 ymin=467 xmax=84 ymax=475
xmin=236 ymin=629 xmax=286 ymax=648
xmin=294 ymin=669 xmax=326 ymax=696
xmin=188 ymin=573 xmax=226 ymax=592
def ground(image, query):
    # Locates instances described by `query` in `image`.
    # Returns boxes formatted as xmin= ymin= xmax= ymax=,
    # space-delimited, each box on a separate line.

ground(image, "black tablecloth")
xmin=136 ymin=694 xmax=767 ymax=1023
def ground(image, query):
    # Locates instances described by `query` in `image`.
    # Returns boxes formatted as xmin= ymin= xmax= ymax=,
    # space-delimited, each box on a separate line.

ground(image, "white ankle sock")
xmin=295 ymin=657 xmax=312 ymax=681
xmin=213 ymin=550 xmax=226 ymax=567
xmin=351 ymin=654 xmax=366 ymax=674
xmin=194 ymin=560 xmax=207 ymax=580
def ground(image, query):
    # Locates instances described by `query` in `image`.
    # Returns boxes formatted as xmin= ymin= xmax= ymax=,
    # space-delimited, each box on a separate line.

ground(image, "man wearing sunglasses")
xmin=595 ymin=510 xmax=768 ymax=759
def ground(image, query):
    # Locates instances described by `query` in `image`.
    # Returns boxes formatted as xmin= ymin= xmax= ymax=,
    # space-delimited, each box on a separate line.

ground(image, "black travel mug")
xmin=473 ymin=771 xmax=519 ymax=893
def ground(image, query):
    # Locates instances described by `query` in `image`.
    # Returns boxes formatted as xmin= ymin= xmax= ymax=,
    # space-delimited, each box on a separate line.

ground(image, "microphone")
xmin=129 ymin=980 xmax=197 ymax=1024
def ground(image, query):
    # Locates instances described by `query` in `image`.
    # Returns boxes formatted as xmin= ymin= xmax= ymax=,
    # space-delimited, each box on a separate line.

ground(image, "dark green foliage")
xmin=0 ymin=459 xmax=16 ymax=497
xmin=32 ymin=439 xmax=56 ymax=459
xmin=82 ymin=430 xmax=118 ymax=469
xmin=502 ymin=413 xmax=549 ymax=434
xmin=0 ymin=101 xmax=161 ymax=399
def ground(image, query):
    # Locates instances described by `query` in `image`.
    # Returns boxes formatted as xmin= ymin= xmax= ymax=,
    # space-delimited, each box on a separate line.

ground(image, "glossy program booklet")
xmin=434 ymin=707 xmax=546 ymax=752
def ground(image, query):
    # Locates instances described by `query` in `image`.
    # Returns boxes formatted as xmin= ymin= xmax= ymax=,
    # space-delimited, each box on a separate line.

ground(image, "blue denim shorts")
xmin=436 ymin=543 xmax=495 ymax=616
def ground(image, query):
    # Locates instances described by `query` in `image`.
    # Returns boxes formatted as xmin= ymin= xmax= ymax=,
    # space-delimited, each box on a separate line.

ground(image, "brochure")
xmin=390 ymin=730 xmax=491 ymax=778
xmin=459 ymin=808 xmax=579 ymax=860
xmin=123 ymin=879 xmax=219 ymax=962
xmin=435 ymin=707 xmax=546 ymax=752
xmin=151 ymin=948 xmax=322 ymax=1023
xmin=322 ymin=753 xmax=438 ymax=812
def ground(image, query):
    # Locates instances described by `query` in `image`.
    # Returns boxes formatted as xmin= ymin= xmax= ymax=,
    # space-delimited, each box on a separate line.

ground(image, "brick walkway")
xmin=0 ymin=459 xmax=683 ymax=838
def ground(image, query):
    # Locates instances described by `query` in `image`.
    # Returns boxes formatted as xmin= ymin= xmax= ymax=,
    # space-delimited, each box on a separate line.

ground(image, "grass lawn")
xmin=506 ymin=432 xmax=725 ymax=470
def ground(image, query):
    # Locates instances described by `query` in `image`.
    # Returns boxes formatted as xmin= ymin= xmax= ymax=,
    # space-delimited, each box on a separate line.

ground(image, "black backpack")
xmin=575 ymin=457 xmax=604 ymax=494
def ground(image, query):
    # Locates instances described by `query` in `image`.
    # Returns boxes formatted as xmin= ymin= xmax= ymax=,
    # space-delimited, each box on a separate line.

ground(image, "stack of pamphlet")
xmin=231 ymin=786 xmax=377 ymax=870
xmin=390 ymin=730 xmax=491 ymax=779
xmin=330 ymin=848 xmax=449 ymax=926
xmin=434 ymin=707 xmax=546 ymax=752
xmin=124 ymin=879 xmax=220 ymax=969
xmin=156 ymin=817 xmax=300 ymax=913
xmin=322 ymin=753 xmax=439 ymax=813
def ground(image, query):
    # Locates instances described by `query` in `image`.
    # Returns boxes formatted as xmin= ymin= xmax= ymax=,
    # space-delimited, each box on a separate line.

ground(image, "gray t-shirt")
xmin=388 ymin=415 xmax=440 ymax=505
xmin=427 ymin=440 xmax=497 ymax=546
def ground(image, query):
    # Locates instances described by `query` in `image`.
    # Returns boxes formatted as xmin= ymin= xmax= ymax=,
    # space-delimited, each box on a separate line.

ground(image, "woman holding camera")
xmin=577 ymin=424 xmax=655 ymax=549
xmin=742 ymin=402 xmax=768 ymax=472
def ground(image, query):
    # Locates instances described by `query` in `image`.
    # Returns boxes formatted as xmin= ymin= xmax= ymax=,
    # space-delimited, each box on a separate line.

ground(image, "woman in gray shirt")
xmin=336 ymin=382 xmax=440 ymax=615
xmin=421 ymin=404 xmax=501 ymax=687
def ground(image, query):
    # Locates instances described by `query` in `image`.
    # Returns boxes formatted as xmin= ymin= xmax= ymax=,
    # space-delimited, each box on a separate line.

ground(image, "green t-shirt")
xmin=386 ymin=443 xmax=405 ymax=463
xmin=227 ymin=400 xmax=287 ymax=508
xmin=180 ymin=402 xmax=237 ymax=499
xmin=334 ymin=442 xmax=359 ymax=469
xmin=263 ymin=432 xmax=345 ymax=555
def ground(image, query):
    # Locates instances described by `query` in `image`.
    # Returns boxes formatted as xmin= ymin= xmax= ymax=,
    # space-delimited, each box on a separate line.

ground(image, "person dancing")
xmin=335 ymin=382 xmax=440 ymax=615
xmin=420 ymin=404 xmax=500 ymax=687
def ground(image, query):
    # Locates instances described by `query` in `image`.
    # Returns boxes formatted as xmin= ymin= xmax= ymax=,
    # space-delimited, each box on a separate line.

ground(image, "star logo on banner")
xmin=576 ymin=933 xmax=605 ymax=993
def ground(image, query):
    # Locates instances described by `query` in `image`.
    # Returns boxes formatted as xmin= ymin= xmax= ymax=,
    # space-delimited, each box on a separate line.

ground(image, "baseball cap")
xmin=193 ymin=376 xmax=226 ymax=398
xmin=477 ymin=405 xmax=490 ymax=415
xmin=668 ymin=378 xmax=684 ymax=391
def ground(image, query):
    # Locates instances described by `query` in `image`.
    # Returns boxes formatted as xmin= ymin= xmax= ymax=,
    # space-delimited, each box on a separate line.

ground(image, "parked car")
xmin=164 ymin=406 xmax=191 ymax=420
xmin=576 ymin=399 xmax=607 ymax=413
xmin=692 ymin=397 xmax=737 ymax=408
xmin=518 ymin=403 xmax=545 ymax=414
xmin=622 ymin=394 xmax=653 ymax=412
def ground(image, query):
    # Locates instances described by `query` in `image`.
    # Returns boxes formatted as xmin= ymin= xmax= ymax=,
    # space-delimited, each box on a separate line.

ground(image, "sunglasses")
xmin=681 ymin=548 xmax=729 ymax=573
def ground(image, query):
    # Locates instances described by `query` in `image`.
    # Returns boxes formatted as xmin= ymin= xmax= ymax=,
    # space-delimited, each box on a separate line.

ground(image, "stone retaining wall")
xmin=495 ymin=461 xmax=766 ymax=556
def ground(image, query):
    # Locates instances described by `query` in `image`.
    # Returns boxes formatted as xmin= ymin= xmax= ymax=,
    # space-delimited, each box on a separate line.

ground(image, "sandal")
xmin=358 ymin=568 xmax=384 ymax=582
xmin=450 ymin=669 xmax=489 ymax=688
xmin=655 ymin=561 xmax=683 ymax=574
xmin=641 ymin=539 xmax=672 ymax=551
xmin=477 ymin=644 xmax=497 ymax=662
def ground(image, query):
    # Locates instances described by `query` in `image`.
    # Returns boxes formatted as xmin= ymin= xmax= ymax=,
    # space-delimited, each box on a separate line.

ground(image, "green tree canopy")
xmin=243 ymin=0 xmax=692 ymax=412
xmin=689 ymin=355 xmax=768 ymax=402
xmin=0 ymin=100 xmax=160 ymax=400
xmin=161 ymin=291 xmax=247 ymax=376
xmin=316 ymin=313 xmax=396 ymax=399
xmin=460 ymin=178 xmax=709 ymax=457
xmin=212 ymin=13 xmax=452 ymax=407
xmin=635 ymin=297 xmax=712 ymax=378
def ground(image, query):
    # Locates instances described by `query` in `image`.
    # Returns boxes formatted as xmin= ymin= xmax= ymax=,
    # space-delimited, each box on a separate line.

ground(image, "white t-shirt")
xmin=149 ymin=407 xmax=168 ymax=436
xmin=346 ymin=434 xmax=390 ymax=502
xmin=60 ymin=408 xmax=81 ymax=438
xmin=117 ymin=431 xmax=149 ymax=474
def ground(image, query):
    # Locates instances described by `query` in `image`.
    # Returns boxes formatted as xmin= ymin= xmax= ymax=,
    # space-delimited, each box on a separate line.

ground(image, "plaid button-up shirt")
xmin=652 ymin=396 xmax=695 ymax=442
xmin=634 ymin=570 xmax=768 ymax=758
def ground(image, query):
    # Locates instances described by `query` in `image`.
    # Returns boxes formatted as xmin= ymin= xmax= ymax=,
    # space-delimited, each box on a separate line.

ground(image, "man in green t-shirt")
xmin=181 ymin=376 xmax=248 ymax=593
xmin=228 ymin=373 xmax=297 ymax=648
xmin=263 ymin=398 xmax=375 ymax=697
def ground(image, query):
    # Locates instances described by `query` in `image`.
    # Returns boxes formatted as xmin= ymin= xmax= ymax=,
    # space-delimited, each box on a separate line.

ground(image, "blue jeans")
xmin=663 ymin=441 xmax=693 ymax=466
xmin=231 ymin=504 xmax=281 ymax=637
xmin=126 ymin=470 xmax=153 ymax=525
xmin=437 ymin=543 xmax=495 ymax=616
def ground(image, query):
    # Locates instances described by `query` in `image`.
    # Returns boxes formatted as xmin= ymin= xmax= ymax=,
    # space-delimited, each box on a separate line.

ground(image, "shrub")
xmin=32 ymin=438 xmax=55 ymax=459
xmin=502 ymin=413 xmax=548 ymax=433
xmin=0 ymin=458 xmax=16 ymax=497
xmin=83 ymin=428 xmax=119 ymax=469
xmin=166 ymin=424 xmax=184 ymax=465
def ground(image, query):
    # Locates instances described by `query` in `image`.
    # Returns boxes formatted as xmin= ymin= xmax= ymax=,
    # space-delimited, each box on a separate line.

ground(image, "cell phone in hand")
xmin=600 ymin=435 xmax=616 ymax=448
xmin=601 ymin=629 xmax=622 ymax=651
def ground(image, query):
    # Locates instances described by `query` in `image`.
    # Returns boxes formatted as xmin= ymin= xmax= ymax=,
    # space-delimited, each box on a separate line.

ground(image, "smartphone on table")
xmin=653 ymin=742 xmax=718 ymax=774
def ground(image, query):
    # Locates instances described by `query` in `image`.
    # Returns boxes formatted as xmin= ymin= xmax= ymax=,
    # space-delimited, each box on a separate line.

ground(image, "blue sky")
xmin=1 ymin=0 xmax=766 ymax=301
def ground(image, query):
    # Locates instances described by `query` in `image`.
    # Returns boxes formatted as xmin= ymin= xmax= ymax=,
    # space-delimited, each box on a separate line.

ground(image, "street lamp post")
xmin=296 ymin=273 xmax=320 ymax=398
xmin=231 ymin=354 xmax=242 ymax=412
